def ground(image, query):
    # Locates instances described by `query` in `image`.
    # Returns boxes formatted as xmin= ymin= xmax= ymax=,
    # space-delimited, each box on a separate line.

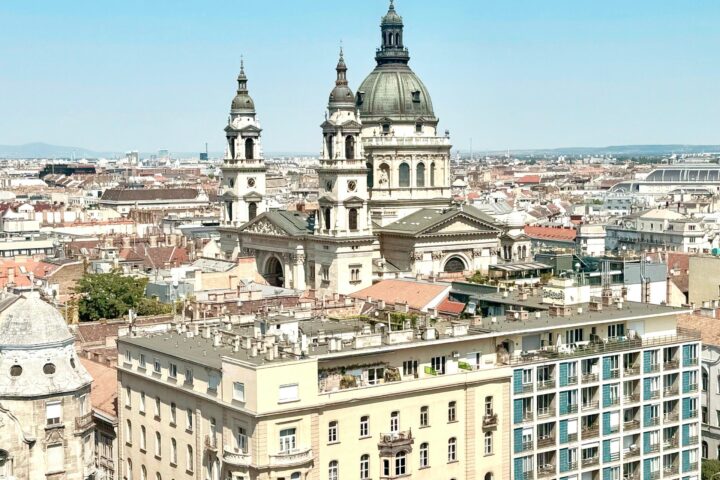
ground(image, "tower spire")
xmin=377 ymin=0 xmax=408 ymax=65
xmin=237 ymin=56 xmax=248 ymax=93
xmin=336 ymin=45 xmax=348 ymax=86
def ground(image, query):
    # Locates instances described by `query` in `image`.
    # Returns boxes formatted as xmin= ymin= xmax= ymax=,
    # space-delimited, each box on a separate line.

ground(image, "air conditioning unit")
xmin=452 ymin=351 xmax=460 ymax=358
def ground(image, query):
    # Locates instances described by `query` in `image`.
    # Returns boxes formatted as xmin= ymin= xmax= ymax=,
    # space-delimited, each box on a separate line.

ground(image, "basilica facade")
xmin=218 ymin=1 xmax=529 ymax=295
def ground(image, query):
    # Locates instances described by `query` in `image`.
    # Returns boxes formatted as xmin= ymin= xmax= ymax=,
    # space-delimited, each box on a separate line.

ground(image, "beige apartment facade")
xmin=117 ymin=323 xmax=510 ymax=480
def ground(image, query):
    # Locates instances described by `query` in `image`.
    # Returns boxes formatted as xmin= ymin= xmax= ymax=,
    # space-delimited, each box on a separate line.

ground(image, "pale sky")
xmin=1 ymin=0 xmax=719 ymax=154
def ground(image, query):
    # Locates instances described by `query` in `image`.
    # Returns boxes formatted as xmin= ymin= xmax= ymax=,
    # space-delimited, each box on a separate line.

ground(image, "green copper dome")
xmin=356 ymin=1 xmax=436 ymax=124
xmin=231 ymin=60 xmax=256 ymax=115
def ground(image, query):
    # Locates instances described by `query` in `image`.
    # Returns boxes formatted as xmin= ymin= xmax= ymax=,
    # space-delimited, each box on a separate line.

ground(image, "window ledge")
xmin=327 ymin=441 xmax=341 ymax=446
xmin=359 ymin=435 xmax=372 ymax=440
xmin=170 ymin=462 xmax=177 ymax=468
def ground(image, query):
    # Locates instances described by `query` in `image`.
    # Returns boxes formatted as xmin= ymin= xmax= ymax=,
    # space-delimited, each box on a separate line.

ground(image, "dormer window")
xmin=411 ymin=90 xmax=421 ymax=103
xmin=415 ymin=123 xmax=423 ymax=134
xmin=382 ymin=123 xmax=391 ymax=135
xmin=356 ymin=91 xmax=365 ymax=107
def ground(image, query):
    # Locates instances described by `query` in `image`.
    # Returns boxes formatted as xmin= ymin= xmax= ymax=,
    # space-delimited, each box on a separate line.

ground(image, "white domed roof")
xmin=0 ymin=293 xmax=74 ymax=348
xmin=0 ymin=293 xmax=91 ymax=397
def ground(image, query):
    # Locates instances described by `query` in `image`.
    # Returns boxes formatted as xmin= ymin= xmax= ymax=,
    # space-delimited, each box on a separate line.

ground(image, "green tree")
xmin=136 ymin=297 xmax=173 ymax=316
xmin=703 ymin=459 xmax=720 ymax=480
xmin=75 ymin=272 xmax=148 ymax=322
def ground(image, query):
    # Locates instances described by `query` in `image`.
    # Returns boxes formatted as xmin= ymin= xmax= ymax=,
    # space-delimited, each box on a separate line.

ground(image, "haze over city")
xmin=1 ymin=0 xmax=720 ymax=153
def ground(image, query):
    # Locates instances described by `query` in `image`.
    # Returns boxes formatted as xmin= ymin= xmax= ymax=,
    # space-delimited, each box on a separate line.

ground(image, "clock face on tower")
xmin=347 ymin=180 xmax=357 ymax=192
xmin=247 ymin=177 xmax=256 ymax=188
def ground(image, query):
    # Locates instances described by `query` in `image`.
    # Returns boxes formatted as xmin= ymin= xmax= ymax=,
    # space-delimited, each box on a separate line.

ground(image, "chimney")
xmin=7 ymin=268 xmax=14 ymax=285
xmin=149 ymin=235 xmax=158 ymax=248
xmin=122 ymin=236 xmax=131 ymax=247
xmin=202 ymin=325 xmax=211 ymax=339
xmin=213 ymin=330 xmax=221 ymax=347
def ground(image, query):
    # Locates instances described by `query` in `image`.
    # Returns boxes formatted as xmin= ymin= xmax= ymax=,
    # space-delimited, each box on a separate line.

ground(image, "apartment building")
xmin=116 ymin=278 xmax=700 ymax=480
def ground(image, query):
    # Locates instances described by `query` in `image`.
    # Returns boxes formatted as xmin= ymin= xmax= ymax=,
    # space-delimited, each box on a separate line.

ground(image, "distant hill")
xmin=0 ymin=142 xmax=120 ymax=159
xmin=474 ymin=144 xmax=720 ymax=156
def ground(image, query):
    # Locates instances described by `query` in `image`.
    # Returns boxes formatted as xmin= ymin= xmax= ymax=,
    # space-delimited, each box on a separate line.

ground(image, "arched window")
xmin=416 ymin=163 xmax=425 ymax=187
xmin=448 ymin=437 xmax=457 ymax=462
xmin=249 ymin=202 xmax=257 ymax=220
xmin=419 ymin=442 xmax=429 ymax=468
xmin=126 ymin=420 xmax=132 ymax=443
xmin=484 ymin=474 xmax=494 ymax=480
xmin=187 ymin=445 xmax=194 ymax=472
xmin=399 ymin=163 xmax=410 ymax=187
xmin=155 ymin=474 xmax=162 ymax=480
xmin=360 ymin=454 xmax=370 ymax=479
xmin=228 ymin=136 xmax=235 ymax=159
xmin=382 ymin=123 xmax=391 ymax=135
xmin=155 ymin=431 xmax=162 ymax=457
xmin=141 ymin=465 xmax=147 ymax=480
xmin=140 ymin=425 xmax=146 ymax=450
xmin=329 ymin=460 xmax=339 ymax=480
xmin=444 ymin=256 xmax=467 ymax=273
xmin=703 ymin=441 xmax=709 ymax=459
xmin=366 ymin=162 xmax=374 ymax=188
xmin=324 ymin=208 xmax=331 ymax=230
xmin=379 ymin=163 xmax=390 ymax=187
xmin=171 ymin=438 xmax=177 ymax=464
xmin=126 ymin=459 xmax=133 ymax=480
xmin=327 ymin=134 xmax=335 ymax=159
xmin=430 ymin=162 xmax=436 ymax=187
xmin=702 ymin=368 xmax=709 ymax=391
xmin=244 ymin=138 xmax=254 ymax=160
xmin=349 ymin=208 xmax=358 ymax=231
xmin=345 ymin=136 xmax=355 ymax=159
xmin=395 ymin=451 xmax=406 ymax=475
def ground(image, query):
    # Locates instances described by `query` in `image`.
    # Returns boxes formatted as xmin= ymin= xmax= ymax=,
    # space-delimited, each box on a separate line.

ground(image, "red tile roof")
xmin=523 ymin=225 xmax=577 ymax=241
xmin=437 ymin=297 xmax=465 ymax=316
xmin=516 ymin=175 xmax=541 ymax=184
xmin=79 ymin=357 xmax=117 ymax=418
xmin=350 ymin=279 xmax=450 ymax=311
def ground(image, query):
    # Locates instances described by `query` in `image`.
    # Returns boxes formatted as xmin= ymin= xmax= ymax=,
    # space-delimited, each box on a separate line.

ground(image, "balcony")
xmin=522 ymin=411 xmax=534 ymax=422
xmin=664 ymin=360 xmax=679 ymax=371
xmin=538 ymin=407 xmax=555 ymax=419
xmin=566 ymin=375 xmax=578 ymax=386
xmin=687 ymin=383 xmax=698 ymax=393
xmin=686 ymin=358 xmax=698 ymax=367
xmin=648 ymin=471 xmax=660 ymax=480
xmin=204 ymin=434 xmax=218 ymax=452
xmin=663 ymin=464 xmax=679 ymax=476
xmin=646 ymin=443 xmax=660 ymax=454
xmin=607 ymin=369 xmax=620 ymax=380
xmin=75 ymin=412 xmax=93 ymax=431
xmin=663 ymin=385 xmax=678 ymax=396
xmin=582 ymin=373 xmax=599 ymax=383
xmin=520 ymin=440 xmax=534 ymax=452
xmin=687 ymin=435 xmax=698 ymax=445
xmin=537 ymin=379 xmax=556 ymax=391
xmin=223 ymin=447 xmax=251 ymax=467
xmin=663 ymin=436 xmax=679 ymax=449
xmin=482 ymin=412 xmax=498 ymax=429
xmin=646 ymin=364 xmax=660 ymax=373
xmin=582 ymin=425 xmax=599 ymax=439
xmin=537 ymin=463 xmax=556 ymax=478
xmin=624 ymin=446 xmax=640 ymax=458
xmin=646 ymin=389 xmax=660 ymax=400
xmin=688 ymin=462 xmax=698 ymax=471
xmin=624 ymin=366 xmax=640 ymax=377
xmin=582 ymin=401 xmax=599 ymax=411
xmin=663 ymin=412 xmax=679 ymax=422
xmin=646 ymin=417 xmax=660 ymax=427
xmin=269 ymin=447 xmax=313 ymax=467
xmin=537 ymin=435 xmax=555 ymax=448
xmin=623 ymin=419 xmax=640 ymax=431
xmin=623 ymin=393 xmax=640 ymax=403
xmin=581 ymin=456 xmax=599 ymax=467
xmin=378 ymin=430 xmax=414 ymax=449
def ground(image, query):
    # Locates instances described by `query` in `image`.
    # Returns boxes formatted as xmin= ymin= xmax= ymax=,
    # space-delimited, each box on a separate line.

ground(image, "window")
xmin=236 ymin=426 xmax=248 ymax=453
xmin=141 ymin=465 xmax=147 ymax=480
xmin=416 ymin=163 xmax=425 ymax=187
xmin=125 ymin=386 xmax=131 ymax=407
xmin=430 ymin=162 xmax=436 ymax=186
xmin=431 ymin=356 xmax=446 ymax=375
xmin=448 ymin=401 xmax=457 ymax=422
xmin=360 ymin=416 xmax=369 ymax=437
xmin=125 ymin=349 xmax=131 ymax=363
xmin=140 ymin=426 xmax=147 ymax=450
xmin=208 ymin=373 xmax=220 ymax=392
xmin=382 ymin=123 xmax=390 ymax=135
xmin=348 ymin=208 xmax=358 ymax=231
xmin=448 ymin=437 xmax=457 ymax=462
xmin=703 ymin=369 xmax=709 ymax=392
xmin=127 ymin=459 xmax=133 ymax=480
xmin=484 ymin=432 xmax=493 ymax=455
xmin=383 ymin=458 xmax=391 ymax=476
xmin=245 ymin=138 xmax=254 ymax=160
xmin=125 ymin=420 xmax=132 ymax=444
xmin=345 ymin=135 xmax=355 ymax=159
xmin=155 ymin=432 xmax=162 ymax=457
xmin=328 ymin=420 xmax=339 ymax=443
xmin=280 ymin=428 xmax=297 ymax=453
xmin=186 ymin=445 xmax=194 ymax=472
xmin=420 ymin=406 xmax=429 ymax=427
xmin=565 ymin=328 xmax=584 ymax=344
xmin=415 ymin=122 xmax=423 ymax=133
xmin=607 ymin=323 xmax=625 ymax=338
xmin=390 ymin=411 xmax=400 ymax=433
xmin=399 ymin=163 xmax=410 ymax=187
xmin=233 ymin=382 xmax=245 ymax=402
xmin=170 ymin=438 xmax=177 ymax=465
xmin=185 ymin=368 xmax=193 ymax=385
xmin=329 ymin=460 xmax=339 ymax=480
xmin=46 ymin=401 xmax=61 ymax=425
xmin=279 ymin=384 xmax=299 ymax=403
xmin=395 ymin=451 xmax=407 ymax=475
xmin=485 ymin=396 xmax=494 ymax=415
xmin=170 ymin=402 xmax=176 ymax=425
xmin=249 ymin=202 xmax=258 ymax=220
xmin=153 ymin=359 xmax=161 ymax=374
xmin=703 ymin=441 xmax=709 ymax=459
xmin=402 ymin=360 xmax=418 ymax=376
xmin=139 ymin=392 xmax=146 ymax=413
xmin=139 ymin=353 xmax=146 ymax=368
xmin=169 ymin=363 xmax=177 ymax=378
xmin=154 ymin=397 xmax=161 ymax=418
xmin=186 ymin=408 xmax=193 ymax=431
xmin=420 ymin=442 xmax=429 ymax=467
xmin=360 ymin=454 xmax=370 ymax=479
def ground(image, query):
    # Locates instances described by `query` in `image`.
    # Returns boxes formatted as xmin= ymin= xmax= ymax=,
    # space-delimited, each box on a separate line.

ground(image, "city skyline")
xmin=1 ymin=0 xmax=719 ymax=154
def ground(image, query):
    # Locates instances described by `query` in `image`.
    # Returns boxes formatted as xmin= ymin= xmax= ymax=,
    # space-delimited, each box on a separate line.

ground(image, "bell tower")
xmin=316 ymin=49 xmax=371 ymax=237
xmin=220 ymin=59 xmax=266 ymax=226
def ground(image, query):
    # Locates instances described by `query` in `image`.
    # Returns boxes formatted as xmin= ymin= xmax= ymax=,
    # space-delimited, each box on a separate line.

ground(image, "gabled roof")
xmin=523 ymin=225 xmax=577 ymax=242
xmin=350 ymin=279 xmax=450 ymax=311
xmin=240 ymin=210 xmax=312 ymax=237
xmin=378 ymin=205 xmax=501 ymax=236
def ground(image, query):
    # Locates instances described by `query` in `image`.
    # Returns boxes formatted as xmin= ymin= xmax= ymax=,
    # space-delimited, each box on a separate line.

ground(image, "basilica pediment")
xmin=419 ymin=212 xmax=502 ymax=236
xmin=242 ymin=191 xmax=263 ymax=202
xmin=238 ymin=124 xmax=262 ymax=134
xmin=318 ymin=194 xmax=337 ymax=204
xmin=240 ymin=216 xmax=288 ymax=236
xmin=341 ymin=119 xmax=362 ymax=130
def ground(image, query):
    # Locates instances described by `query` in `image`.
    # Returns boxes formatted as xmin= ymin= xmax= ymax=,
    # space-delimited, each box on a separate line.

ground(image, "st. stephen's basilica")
xmin=218 ymin=1 xmax=530 ymax=294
